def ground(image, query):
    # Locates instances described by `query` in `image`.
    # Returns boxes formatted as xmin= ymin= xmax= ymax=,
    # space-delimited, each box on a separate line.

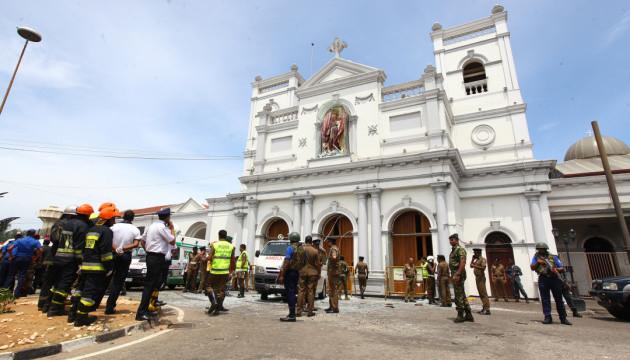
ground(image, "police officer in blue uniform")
xmin=530 ymin=242 xmax=571 ymax=325
xmin=277 ymin=232 xmax=302 ymax=322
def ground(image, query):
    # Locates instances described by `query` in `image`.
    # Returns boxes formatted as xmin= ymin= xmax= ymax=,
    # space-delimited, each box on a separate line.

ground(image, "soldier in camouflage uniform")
xmin=449 ymin=233 xmax=474 ymax=323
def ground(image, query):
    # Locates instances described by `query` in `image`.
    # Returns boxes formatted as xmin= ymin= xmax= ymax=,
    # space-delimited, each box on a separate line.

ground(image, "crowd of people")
xmin=0 ymin=207 xmax=582 ymax=327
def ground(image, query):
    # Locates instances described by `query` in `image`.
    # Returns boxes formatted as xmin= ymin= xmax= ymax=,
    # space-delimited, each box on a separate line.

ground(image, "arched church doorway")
xmin=321 ymin=214 xmax=354 ymax=266
xmin=391 ymin=210 xmax=432 ymax=266
xmin=186 ymin=222 xmax=207 ymax=240
xmin=584 ymin=237 xmax=618 ymax=280
xmin=265 ymin=218 xmax=289 ymax=243
xmin=485 ymin=231 xmax=515 ymax=299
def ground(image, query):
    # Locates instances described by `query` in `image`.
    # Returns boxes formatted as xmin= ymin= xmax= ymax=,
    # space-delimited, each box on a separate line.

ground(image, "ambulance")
xmin=253 ymin=240 xmax=327 ymax=300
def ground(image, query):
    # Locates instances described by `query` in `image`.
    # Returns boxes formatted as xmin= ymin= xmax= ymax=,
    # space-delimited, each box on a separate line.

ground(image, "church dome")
xmin=564 ymin=136 xmax=630 ymax=161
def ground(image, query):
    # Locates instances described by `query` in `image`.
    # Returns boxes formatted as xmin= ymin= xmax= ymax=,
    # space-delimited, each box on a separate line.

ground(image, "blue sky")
xmin=1 ymin=0 xmax=629 ymax=228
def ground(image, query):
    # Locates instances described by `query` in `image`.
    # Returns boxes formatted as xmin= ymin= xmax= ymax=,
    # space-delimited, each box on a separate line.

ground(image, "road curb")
xmin=0 ymin=321 xmax=148 ymax=360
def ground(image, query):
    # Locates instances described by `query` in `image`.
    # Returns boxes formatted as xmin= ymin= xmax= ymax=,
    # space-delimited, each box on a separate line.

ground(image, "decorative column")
xmin=431 ymin=182 xmax=450 ymax=256
xmin=246 ymin=198 xmax=259 ymax=259
xmin=355 ymin=191 xmax=369 ymax=265
xmin=253 ymin=105 xmax=271 ymax=173
xmin=368 ymin=188 xmax=383 ymax=273
xmin=303 ymin=195 xmax=314 ymax=237
xmin=524 ymin=191 xmax=547 ymax=244
xmin=292 ymin=197 xmax=302 ymax=236
xmin=422 ymin=65 xmax=445 ymax=149
xmin=234 ymin=211 xmax=246 ymax=245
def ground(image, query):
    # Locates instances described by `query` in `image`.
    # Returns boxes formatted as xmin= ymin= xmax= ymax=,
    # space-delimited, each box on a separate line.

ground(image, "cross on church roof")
xmin=329 ymin=37 xmax=347 ymax=58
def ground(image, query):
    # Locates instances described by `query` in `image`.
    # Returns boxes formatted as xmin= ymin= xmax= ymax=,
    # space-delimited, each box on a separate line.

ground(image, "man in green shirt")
xmin=449 ymin=233 xmax=474 ymax=323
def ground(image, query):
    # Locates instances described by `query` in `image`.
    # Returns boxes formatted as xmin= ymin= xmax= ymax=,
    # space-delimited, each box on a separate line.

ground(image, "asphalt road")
xmin=45 ymin=289 xmax=629 ymax=360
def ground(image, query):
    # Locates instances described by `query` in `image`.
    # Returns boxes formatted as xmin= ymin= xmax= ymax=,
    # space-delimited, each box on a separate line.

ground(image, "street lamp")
xmin=0 ymin=26 xmax=42 ymax=116
xmin=552 ymin=227 xmax=578 ymax=295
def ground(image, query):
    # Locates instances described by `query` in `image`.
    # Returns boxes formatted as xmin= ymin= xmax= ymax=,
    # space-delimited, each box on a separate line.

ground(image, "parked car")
xmin=254 ymin=240 xmax=327 ymax=300
xmin=589 ymin=276 xmax=630 ymax=321
xmin=125 ymin=247 xmax=187 ymax=290
xmin=125 ymin=248 xmax=147 ymax=289
xmin=166 ymin=262 xmax=185 ymax=290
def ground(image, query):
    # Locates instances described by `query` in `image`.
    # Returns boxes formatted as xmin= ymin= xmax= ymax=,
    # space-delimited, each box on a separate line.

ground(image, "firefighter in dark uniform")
xmin=36 ymin=236 xmax=55 ymax=311
xmin=73 ymin=206 xmax=118 ymax=326
xmin=47 ymin=204 xmax=93 ymax=317
xmin=39 ymin=205 xmax=75 ymax=312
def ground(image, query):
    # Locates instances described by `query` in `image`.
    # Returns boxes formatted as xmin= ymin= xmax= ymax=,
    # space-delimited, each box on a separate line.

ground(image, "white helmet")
xmin=63 ymin=205 xmax=77 ymax=215
xmin=427 ymin=256 xmax=434 ymax=262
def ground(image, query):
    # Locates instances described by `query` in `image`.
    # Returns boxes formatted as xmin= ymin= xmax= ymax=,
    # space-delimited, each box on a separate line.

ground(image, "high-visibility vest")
xmin=236 ymin=252 xmax=249 ymax=271
xmin=210 ymin=240 xmax=234 ymax=275
xmin=420 ymin=262 xmax=429 ymax=279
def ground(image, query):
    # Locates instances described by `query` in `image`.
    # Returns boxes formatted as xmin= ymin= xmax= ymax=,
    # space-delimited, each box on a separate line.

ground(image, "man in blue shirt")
xmin=9 ymin=229 xmax=42 ymax=297
xmin=0 ymin=240 xmax=17 ymax=287
xmin=277 ymin=232 xmax=302 ymax=322
xmin=530 ymin=242 xmax=571 ymax=325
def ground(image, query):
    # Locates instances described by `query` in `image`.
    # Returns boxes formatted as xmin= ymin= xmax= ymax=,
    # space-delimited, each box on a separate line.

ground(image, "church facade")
xmin=137 ymin=5 xmax=560 ymax=297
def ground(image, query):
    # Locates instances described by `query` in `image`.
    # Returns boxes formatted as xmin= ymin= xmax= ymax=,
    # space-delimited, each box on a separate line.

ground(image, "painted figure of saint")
xmin=320 ymin=106 xmax=347 ymax=155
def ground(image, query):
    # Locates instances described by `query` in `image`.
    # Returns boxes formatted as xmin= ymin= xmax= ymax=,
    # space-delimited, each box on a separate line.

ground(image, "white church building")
xmin=132 ymin=5 xmax=567 ymax=298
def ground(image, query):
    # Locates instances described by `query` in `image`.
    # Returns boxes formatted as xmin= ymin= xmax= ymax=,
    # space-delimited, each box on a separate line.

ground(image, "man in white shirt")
xmin=136 ymin=208 xmax=175 ymax=321
xmin=105 ymin=210 xmax=141 ymax=314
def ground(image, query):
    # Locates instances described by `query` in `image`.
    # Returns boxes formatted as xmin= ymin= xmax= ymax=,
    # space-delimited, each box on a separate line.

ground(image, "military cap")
xmin=473 ymin=248 xmax=482 ymax=252
xmin=157 ymin=207 xmax=171 ymax=217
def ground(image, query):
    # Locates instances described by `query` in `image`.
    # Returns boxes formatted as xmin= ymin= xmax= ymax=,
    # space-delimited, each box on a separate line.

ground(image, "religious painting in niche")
xmin=320 ymin=105 xmax=348 ymax=156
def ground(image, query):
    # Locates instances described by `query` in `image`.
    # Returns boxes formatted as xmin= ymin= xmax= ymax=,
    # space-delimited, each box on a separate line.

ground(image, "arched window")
xmin=463 ymin=61 xmax=488 ymax=95
xmin=583 ymin=237 xmax=614 ymax=252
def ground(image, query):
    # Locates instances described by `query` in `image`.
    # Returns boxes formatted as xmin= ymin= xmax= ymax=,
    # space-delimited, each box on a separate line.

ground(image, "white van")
xmin=253 ymin=240 xmax=327 ymax=300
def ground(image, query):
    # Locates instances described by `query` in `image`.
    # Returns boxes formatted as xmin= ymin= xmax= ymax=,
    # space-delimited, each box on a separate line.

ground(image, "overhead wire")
xmin=0 ymin=138 xmax=228 ymax=158
xmin=0 ymin=171 xmax=242 ymax=190
xmin=0 ymin=145 xmax=241 ymax=160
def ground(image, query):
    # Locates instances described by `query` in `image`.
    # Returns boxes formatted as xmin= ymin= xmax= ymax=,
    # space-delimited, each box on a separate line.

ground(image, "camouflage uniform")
xmin=326 ymin=245 xmax=340 ymax=312
xmin=449 ymin=244 xmax=472 ymax=321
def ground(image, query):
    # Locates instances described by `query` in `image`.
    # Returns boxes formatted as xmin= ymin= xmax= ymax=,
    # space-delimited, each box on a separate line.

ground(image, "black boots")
xmin=543 ymin=316 xmax=553 ymax=324
xmin=280 ymin=308 xmax=296 ymax=322
xmin=47 ymin=303 xmax=67 ymax=317
xmin=560 ymin=316 xmax=573 ymax=325
xmin=572 ymin=308 xmax=582 ymax=318
xmin=74 ymin=313 xmax=97 ymax=327
xmin=207 ymin=294 xmax=218 ymax=315
xmin=454 ymin=310 xmax=466 ymax=323
xmin=478 ymin=309 xmax=491 ymax=315
xmin=464 ymin=309 xmax=475 ymax=322
xmin=454 ymin=309 xmax=474 ymax=323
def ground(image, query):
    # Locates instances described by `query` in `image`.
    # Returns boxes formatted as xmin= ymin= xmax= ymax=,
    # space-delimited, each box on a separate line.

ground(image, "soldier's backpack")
xmin=289 ymin=244 xmax=306 ymax=271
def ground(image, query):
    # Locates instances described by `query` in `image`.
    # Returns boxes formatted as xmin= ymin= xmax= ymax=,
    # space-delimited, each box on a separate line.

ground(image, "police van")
xmin=253 ymin=240 xmax=327 ymax=300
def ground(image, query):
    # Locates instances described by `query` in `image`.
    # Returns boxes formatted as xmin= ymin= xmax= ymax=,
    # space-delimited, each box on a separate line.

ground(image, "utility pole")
xmin=591 ymin=120 xmax=630 ymax=262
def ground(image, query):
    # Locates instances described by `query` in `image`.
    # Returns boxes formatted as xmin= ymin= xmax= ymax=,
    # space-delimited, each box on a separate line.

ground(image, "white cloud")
xmin=604 ymin=10 xmax=630 ymax=47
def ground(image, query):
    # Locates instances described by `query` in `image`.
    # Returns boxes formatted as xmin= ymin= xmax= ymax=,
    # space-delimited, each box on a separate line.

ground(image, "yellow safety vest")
xmin=210 ymin=240 xmax=234 ymax=275
xmin=236 ymin=252 xmax=249 ymax=271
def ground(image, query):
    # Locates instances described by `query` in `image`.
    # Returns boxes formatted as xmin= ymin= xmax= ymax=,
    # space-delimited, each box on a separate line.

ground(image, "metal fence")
xmin=384 ymin=266 xmax=428 ymax=299
xmin=585 ymin=252 xmax=618 ymax=280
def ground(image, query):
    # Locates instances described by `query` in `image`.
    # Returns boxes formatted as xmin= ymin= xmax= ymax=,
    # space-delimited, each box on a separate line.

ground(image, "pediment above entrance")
xmin=297 ymin=58 xmax=386 ymax=99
